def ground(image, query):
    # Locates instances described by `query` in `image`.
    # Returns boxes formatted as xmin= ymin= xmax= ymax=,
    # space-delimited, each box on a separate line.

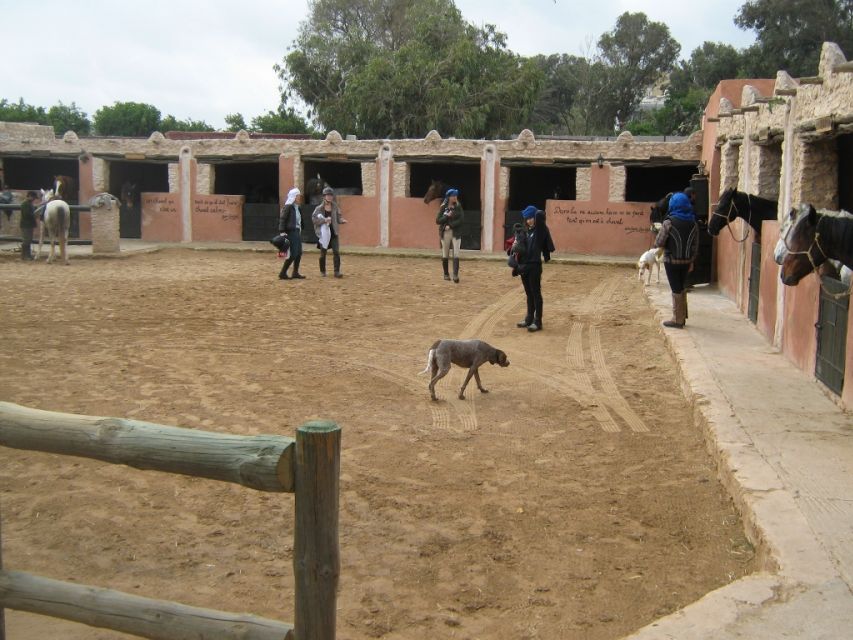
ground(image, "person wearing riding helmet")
xmin=312 ymin=186 xmax=347 ymax=277
xmin=515 ymin=205 xmax=555 ymax=333
xmin=435 ymin=188 xmax=464 ymax=282
xmin=654 ymin=191 xmax=699 ymax=328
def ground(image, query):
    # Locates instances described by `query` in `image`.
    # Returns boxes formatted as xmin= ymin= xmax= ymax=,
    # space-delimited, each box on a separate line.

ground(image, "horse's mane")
xmin=816 ymin=207 xmax=853 ymax=219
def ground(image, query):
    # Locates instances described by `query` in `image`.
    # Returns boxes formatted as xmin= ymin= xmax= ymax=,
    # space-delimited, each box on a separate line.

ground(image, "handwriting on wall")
xmin=553 ymin=204 xmax=650 ymax=235
xmin=193 ymin=196 xmax=242 ymax=222
xmin=143 ymin=195 xmax=178 ymax=215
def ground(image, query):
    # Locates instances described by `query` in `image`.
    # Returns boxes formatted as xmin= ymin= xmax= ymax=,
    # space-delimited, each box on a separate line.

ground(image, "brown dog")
xmin=419 ymin=339 xmax=510 ymax=401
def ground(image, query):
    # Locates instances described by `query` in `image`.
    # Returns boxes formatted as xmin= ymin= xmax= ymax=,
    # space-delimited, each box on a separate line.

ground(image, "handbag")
xmin=270 ymin=234 xmax=290 ymax=252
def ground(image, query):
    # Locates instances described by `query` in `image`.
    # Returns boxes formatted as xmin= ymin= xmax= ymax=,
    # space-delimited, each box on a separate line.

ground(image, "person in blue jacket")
xmin=515 ymin=205 xmax=555 ymax=333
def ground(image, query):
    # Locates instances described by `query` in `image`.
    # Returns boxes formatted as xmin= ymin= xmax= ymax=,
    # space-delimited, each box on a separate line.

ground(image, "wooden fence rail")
xmin=0 ymin=401 xmax=340 ymax=640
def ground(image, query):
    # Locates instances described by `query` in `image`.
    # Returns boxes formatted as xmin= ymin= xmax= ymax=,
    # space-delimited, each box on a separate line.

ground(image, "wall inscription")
xmin=552 ymin=204 xmax=650 ymax=235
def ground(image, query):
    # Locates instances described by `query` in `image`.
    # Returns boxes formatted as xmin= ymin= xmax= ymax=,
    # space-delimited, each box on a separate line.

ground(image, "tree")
xmin=251 ymin=106 xmax=313 ymax=134
xmin=159 ymin=115 xmax=215 ymax=132
xmin=224 ymin=113 xmax=248 ymax=132
xmin=93 ymin=102 xmax=161 ymax=136
xmin=596 ymin=12 xmax=681 ymax=130
xmin=280 ymin=0 xmax=542 ymax=138
xmin=0 ymin=98 xmax=47 ymax=125
xmin=46 ymin=102 xmax=91 ymax=136
xmin=735 ymin=0 xmax=853 ymax=77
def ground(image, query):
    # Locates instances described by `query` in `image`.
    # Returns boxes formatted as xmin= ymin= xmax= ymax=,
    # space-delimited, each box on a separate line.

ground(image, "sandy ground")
xmin=0 ymin=250 xmax=756 ymax=639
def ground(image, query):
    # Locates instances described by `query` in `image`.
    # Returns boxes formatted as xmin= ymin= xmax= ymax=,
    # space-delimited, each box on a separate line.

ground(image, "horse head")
xmin=649 ymin=192 xmax=671 ymax=226
xmin=424 ymin=179 xmax=447 ymax=205
xmin=120 ymin=181 xmax=138 ymax=207
xmin=708 ymin=187 xmax=737 ymax=236
xmin=52 ymin=175 xmax=76 ymax=202
xmin=778 ymin=204 xmax=823 ymax=285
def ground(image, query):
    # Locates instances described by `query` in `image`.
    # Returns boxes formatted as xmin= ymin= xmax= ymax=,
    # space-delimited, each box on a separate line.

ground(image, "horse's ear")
xmin=808 ymin=204 xmax=818 ymax=224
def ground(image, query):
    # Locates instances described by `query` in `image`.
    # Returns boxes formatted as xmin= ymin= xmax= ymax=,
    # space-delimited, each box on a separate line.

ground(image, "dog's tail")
xmin=418 ymin=348 xmax=435 ymax=375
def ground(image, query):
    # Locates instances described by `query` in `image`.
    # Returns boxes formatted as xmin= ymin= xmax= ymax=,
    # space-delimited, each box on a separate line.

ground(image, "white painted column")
xmin=179 ymin=146 xmax=193 ymax=242
xmin=482 ymin=145 xmax=496 ymax=253
xmin=774 ymin=96 xmax=797 ymax=349
xmin=379 ymin=143 xmax=392 ymax=248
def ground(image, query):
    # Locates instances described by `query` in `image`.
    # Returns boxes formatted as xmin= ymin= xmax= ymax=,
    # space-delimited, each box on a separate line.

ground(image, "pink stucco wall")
xmin=757 ymin=222 xmax=780 ymax=342
xmin=389 ymin=197 xmax=440 ymax=249
xmin=713 ymin=218 xmax=751 ymax=312
xmin=192 ymin=195 xmax=243 ymax=241
xmin=781 ymin=275 xmax=820 ymax=375
xmin=336 ymin=195 xmax=380 ymax=247
xmin=141 ymin=193 xmax=182 ymax=242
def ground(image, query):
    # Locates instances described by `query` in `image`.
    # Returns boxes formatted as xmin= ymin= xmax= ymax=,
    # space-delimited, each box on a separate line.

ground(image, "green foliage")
xmin=281 ymin=0 xmax=542 ymax=138
xmin=251 ymin=106 xmax=314 ymax=134
xmin=224 ymin=113 xmax=248 ymax=132
xmin=159 ymin=115 xmax=215 ymax=132
xmin=0 ymin=98 xmax=48 ymax=125
xmin=46 ymin=102 xmax=91 ymax=136
xmin=93 ymin=102 xmax=162 ymax=136
xmin=735 ymin=0 xmax=853 ymax=77
xmin=597 ymin=12 xmax=681 ymax=129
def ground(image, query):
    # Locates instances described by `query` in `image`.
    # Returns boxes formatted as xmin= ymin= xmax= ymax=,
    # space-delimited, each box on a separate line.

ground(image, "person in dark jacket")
xmin=516 ymin=205 xmax=555 ymax=333
xmin=654 ymin=191 xmax=699 ymax=328
xmin=278 ymin=187 xmax=306 ymax=280
xmin=435 ymin=188 xmax=464 ymax=282
xmin=19 ymin=191 xmax=38 ymax=261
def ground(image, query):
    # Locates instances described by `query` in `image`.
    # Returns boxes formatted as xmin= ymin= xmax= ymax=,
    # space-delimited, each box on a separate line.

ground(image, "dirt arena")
xmin=0 ymin=249 xmax=757 ymax=639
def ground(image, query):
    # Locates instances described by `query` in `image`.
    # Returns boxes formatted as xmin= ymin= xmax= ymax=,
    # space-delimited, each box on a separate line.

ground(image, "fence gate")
xmin=747 ymin=241 xmax=761 ymax=324
xmin=815 ymin=276 xmax=849 ymax=395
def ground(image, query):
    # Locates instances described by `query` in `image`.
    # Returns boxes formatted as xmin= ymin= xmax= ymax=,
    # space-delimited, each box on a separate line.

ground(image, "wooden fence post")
xmin=293 ymin=421 xmax=340 ymax=640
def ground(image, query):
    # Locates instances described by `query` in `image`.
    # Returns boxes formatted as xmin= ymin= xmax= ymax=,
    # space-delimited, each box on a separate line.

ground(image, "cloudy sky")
xmin=4 ymin=0 xmax=756 ymax=130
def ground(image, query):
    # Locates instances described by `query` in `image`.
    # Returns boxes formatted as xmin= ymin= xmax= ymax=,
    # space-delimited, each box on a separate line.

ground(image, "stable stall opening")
xmin=504 ymin=164 xmax=577 ymax=237
xmin=302 ymin=160 xmax=363 ymax=204
xmin=109 ymin=161 xmax=170 ymax=239
xmin=213 ymin=161 xmax=279 ymax=241
xmin=2 ymin=157 xmax=80 ymax=202
xmin=838 ymin=134 xmax=853 ymax=212
xmin=624 ymin=164 xmax=696 ymax=203
xmin=215 ymin=161 xmax=279 ymax=203
xmin=507 ymin=165 xmax=576 ymax=211
xmin=409 ymin=161 xmax=482 ymax=250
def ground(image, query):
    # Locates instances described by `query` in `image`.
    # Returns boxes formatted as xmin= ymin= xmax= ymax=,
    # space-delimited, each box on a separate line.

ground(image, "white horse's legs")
xmin=35 ymin=220 xmax=44 ymax=261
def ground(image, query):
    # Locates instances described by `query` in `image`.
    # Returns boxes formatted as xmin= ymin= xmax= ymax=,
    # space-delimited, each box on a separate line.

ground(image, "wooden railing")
xmin=0 ymin=401 xmax=340 ymax=640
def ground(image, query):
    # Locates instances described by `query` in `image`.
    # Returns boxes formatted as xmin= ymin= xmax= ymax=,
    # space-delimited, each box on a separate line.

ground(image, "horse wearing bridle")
xmin=709 ymin=188 xmax=778 ymax=242
xmin=35 ymin=188 xmax=71 ymax=264
xmin=423 ymin=179 xmax=449 ymax=205
xmin=774 ymin=203 xmax=853 ymax=286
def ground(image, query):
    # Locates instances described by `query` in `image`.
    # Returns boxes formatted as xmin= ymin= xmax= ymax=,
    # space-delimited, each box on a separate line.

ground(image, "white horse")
xmin=35 ymin=188 xmax=71 ymax=264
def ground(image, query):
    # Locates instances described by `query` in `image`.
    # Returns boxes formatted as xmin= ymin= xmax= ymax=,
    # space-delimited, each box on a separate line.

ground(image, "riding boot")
xmin=683 ymin=292 xmax=689 ymax=321
xmin=319 ymin=253 xmax=327 ymax=276
xmin=663 ymin=293 xmax=685 ymax=328
xmin=279 ymin=257 xmax=293 ymax=279
xmin=442 ymin=258 xmax=450 ymax=281
xmin=333 ymin=253 xmax=341 ymax=277
xmin=452 ymin=258 xmax=460 ymax=283
xmin=292 ymin=256 xmax=305 ymax=278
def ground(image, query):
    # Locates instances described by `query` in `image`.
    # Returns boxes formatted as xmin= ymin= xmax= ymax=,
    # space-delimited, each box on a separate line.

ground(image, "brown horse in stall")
xmin=774 ymin=203 xmax=853 ymax=286
xmin=52 ymin=175 xmax=77 ymax=204
xmin=424 ymin=179 xmax=450 ymax=205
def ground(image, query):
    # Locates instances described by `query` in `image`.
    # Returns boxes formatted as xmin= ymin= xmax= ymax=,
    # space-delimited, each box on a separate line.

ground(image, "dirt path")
xmin=0 ymin=250 xmax=756 ymax=639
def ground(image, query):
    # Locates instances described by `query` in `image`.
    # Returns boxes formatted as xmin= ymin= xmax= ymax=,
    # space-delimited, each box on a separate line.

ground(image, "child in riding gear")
xmin=436 ymin=188 xmax=464 ymax=282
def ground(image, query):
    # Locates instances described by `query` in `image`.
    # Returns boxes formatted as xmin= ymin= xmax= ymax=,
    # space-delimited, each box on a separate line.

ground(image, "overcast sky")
xmin=4 ymin=0 xmax=756 ymax=130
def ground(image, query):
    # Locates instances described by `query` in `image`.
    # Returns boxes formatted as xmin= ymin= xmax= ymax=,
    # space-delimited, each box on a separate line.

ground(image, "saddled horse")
xmin=35 ymin=188 xmax=71 ymax=264
xmin=424 ymin=179 xmax=450 ymax=205
xmin=52 ymin=175 xmax=77 ymax=204
xmin=774 ymin=203 xmax=853 ymax=286
xmin=709 ymin=188 xmax=778 ymax=241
